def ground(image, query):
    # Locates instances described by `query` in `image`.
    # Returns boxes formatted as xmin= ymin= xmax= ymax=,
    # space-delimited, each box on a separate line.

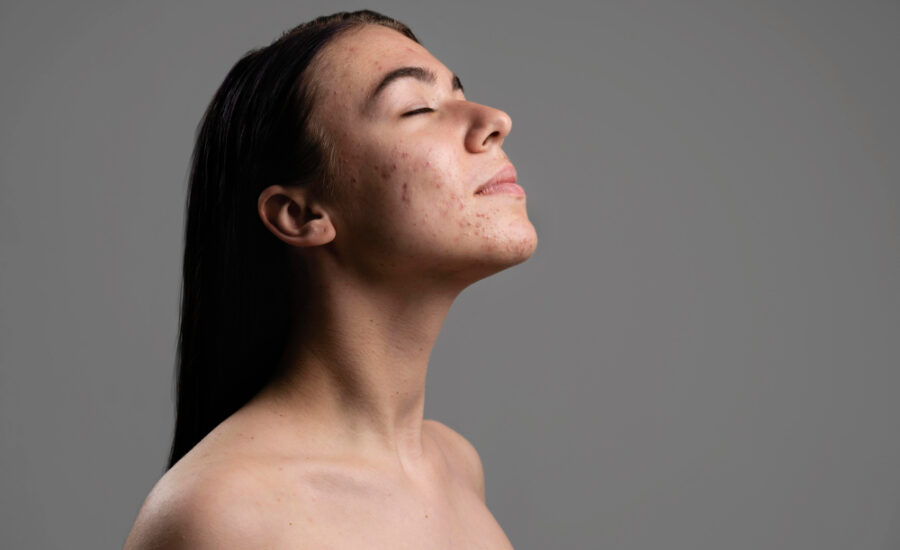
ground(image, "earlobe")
xmin=258 ymin=185 xmax=336 ymax=247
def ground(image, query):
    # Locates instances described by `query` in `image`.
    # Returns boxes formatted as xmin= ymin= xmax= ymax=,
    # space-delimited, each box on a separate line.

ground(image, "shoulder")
xmin=424 ymin=419 xmax=486 ymax=502
xmin=122 ymin=460 xmax=286 ymax=550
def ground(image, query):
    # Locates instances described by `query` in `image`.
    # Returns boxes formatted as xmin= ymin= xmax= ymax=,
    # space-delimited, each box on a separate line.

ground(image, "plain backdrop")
xmin=1 ymin=1 xmax=899 ymax=548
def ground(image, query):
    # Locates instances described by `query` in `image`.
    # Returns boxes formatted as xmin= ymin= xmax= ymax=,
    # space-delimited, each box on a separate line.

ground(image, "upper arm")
xmin=426 ymin=419 xmax=486 ymax=502
xmin=123 ymin=469 xmax=276 ymax=550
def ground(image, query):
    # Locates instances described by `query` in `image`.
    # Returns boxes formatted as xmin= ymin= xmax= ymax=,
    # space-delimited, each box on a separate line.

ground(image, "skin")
xmin=124 ymin=23 xmax=536 ymax=550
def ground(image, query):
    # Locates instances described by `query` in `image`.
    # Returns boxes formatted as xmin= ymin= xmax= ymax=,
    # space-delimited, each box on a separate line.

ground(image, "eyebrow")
xmin=365 ymin=66 xmax=464 ymax=110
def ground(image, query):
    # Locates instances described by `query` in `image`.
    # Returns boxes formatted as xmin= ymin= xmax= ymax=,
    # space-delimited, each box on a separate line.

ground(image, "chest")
xmin=271 ymin=469 xmax=515 ymax=550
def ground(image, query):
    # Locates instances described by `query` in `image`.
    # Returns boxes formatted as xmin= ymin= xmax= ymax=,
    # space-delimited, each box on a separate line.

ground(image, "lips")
xmin=475 ymin=164 xmax=519 ymax=195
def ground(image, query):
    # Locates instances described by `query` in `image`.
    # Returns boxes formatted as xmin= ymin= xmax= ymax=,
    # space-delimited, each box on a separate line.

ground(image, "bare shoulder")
xmin=122 ymin=460 xmax=286 ymax=550
xmin=424 ymin=419 xmax=486 ymax=502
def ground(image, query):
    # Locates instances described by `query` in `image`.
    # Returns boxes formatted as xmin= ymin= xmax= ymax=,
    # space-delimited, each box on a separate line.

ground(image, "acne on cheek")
xmin=379 ymin=162 xmax=398 ymax=180
xmin=439 ymin=192 xmax=465 ymax=216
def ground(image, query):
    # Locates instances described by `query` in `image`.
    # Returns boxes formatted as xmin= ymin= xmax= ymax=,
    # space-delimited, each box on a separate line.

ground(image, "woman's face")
xmin=308 ymin=24 xmax=537 ymax=282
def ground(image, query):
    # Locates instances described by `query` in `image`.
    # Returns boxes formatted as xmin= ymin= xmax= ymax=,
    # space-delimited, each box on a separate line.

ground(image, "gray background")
xmin=1 ymin=0 xmax=898 ymax=548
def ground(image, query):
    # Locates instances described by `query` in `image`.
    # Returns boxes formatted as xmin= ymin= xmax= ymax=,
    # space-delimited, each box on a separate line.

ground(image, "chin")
xmin=462 ymin=223 xmax=538 ymax=280
xmin=500 ymin=225 xmax=539 ymax=265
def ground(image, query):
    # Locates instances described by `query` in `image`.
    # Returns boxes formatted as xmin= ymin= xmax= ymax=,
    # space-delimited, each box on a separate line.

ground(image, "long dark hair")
xmin=167 ymin=10 xmax=419 ymax=470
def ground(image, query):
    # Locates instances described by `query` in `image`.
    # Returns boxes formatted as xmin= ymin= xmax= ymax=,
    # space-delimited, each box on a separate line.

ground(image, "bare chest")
xmin=267 ymin=467 xmax=515 ymax=550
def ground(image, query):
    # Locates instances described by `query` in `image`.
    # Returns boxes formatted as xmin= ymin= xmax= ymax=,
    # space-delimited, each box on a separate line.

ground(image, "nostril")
xmin=484 ymin=130 xmax=501 ymax=145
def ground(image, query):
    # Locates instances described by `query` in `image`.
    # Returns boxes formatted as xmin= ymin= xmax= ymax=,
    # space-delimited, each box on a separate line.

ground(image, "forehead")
xmin=309 ymin=24 xmax=447 ymax=112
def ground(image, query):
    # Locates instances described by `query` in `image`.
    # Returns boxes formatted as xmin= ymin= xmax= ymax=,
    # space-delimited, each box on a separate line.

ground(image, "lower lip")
xmin=475 ymin=182 xmax=526 ymax=197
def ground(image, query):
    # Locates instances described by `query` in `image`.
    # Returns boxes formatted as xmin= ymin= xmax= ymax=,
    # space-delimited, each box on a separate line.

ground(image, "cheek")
xmin=345 ymin=136 xmax=499 ymax=250
xmin=414 ymin=150 xmax=468 ymax=215
xmin=379 ymin=146 xmax=466 ymax=216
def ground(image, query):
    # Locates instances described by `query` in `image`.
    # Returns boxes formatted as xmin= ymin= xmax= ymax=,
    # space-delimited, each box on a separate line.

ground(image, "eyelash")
xmin=402 ymin=107 xmax=434 ymax=117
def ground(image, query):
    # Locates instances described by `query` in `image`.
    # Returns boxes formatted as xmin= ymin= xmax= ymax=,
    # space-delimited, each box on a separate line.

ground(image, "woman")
xmin=124 ymin=10 xmax=536 ymax=549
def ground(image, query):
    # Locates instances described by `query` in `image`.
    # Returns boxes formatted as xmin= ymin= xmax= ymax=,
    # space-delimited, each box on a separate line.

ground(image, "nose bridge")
xmin=462 ymin=99 xmax=512 ymax=152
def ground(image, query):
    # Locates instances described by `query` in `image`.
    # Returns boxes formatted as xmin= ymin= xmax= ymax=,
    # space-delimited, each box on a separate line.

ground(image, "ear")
xmin=257 ymin=184 xmax=336 ymax=247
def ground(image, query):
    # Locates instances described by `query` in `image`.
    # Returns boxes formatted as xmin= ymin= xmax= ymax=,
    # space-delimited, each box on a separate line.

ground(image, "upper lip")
xmin=475 ymin=163 xmax=518 ymax=194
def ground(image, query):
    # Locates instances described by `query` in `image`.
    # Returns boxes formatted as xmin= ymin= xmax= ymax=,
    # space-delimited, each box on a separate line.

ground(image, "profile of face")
xmin=283 ymin=24 xmax=537 ymax=285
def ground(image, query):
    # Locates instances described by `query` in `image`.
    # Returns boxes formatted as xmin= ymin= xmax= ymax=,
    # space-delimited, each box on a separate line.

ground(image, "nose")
xmin=464 ymin=102 xmax=512 ymax=153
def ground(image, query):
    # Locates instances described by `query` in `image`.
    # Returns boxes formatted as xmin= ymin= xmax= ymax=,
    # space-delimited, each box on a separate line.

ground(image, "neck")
xmin=251 ymin=264 xmax=464 ymax=472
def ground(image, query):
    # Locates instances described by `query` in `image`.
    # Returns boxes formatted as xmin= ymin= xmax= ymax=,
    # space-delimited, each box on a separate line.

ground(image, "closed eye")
xmin=402 ymin=107 xmax=434 ymax=117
